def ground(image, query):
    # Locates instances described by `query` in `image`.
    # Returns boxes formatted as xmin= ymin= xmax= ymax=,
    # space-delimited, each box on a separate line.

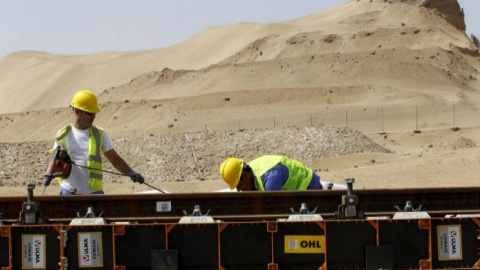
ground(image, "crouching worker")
xmin=220 ymin=155 xmax=325 ymax=191
xmin=44 ymin=89 xmax=144 ymax=195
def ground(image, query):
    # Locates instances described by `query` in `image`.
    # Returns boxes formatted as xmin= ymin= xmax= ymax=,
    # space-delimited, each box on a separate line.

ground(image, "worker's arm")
xmin=103 ymin=149 xmax=134 ymax=175
xmin=262 ymin=164 xmax=289 ymax=190
xmin=103 ymin=149 xmax=144 ymax=183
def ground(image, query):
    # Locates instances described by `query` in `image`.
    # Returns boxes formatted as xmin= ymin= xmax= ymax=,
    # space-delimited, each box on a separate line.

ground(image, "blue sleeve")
xmin=307 ymin=172 xmax=322 ymax=190
xmin=262 ymin=164 xmax=289 ymax=191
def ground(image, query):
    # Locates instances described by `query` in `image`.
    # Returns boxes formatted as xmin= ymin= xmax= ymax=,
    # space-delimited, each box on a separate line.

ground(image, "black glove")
xmin=129 ymin=172 xmax=144 ymax=184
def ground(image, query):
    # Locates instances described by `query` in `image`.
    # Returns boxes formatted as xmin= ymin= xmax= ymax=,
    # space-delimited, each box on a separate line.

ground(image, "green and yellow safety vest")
xmin=54 ymin=124 xmax=104 ymax=192
xmin=248 ymin=155 xmax=313 ymax=191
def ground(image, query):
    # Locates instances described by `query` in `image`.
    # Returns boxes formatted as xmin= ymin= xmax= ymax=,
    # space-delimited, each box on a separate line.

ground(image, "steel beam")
xmin=0 ymin=187 xmax=479 ymax=223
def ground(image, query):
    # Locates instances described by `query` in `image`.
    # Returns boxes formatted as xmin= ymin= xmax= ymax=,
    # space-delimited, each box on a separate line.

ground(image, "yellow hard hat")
xmin=71 ymin=90 xmax=100 ymax=114
xmin=219 ymin=157 xmax=243 ymax=190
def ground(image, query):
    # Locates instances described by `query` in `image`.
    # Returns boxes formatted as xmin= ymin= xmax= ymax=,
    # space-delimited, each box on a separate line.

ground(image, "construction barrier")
xmin=1 ymin=216 xmax=480 ymax=270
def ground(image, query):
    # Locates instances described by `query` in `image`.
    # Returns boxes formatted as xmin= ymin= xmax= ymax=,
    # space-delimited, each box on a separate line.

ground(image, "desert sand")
xmin=0 ymin=0 xmax=479 ymax=197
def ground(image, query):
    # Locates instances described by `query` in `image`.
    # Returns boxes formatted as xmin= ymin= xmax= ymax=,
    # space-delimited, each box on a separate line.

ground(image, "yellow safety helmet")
xmin=219 ymin=157 xmax=244 ymax=190
xmin=71 ymin=89 xmax=100 ymax=114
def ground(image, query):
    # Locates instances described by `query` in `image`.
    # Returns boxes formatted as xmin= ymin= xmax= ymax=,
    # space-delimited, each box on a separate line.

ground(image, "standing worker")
xmin=44 ymin=89 xmax=144 ymax=195
xmin=220 ymin=155 xmax=328 ymax=191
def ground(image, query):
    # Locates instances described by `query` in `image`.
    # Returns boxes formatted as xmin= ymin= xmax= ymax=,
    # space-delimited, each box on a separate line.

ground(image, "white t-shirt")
xmin=53 ymin=125 xmax=113 ymax=194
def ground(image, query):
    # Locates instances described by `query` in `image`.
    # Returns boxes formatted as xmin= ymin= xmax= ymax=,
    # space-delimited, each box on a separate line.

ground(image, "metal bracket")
xmin=19 ymin=184 xmax=46 ymax=224
xmin=183 ymin=205 xmax=211 ymax=216
xmin=58 ymin=229 xmax=68 ymax=248
xmin=394 ymin=201 xmax=423 ymax=212
xmin=279 ymin=203 xmax=323 ymax=221
xmin=58 ymin=256 xmax=69 ymax=270
xmin=70 ymin=207 xmax=106 ymax=225
xmin=335 ymin=178 xmax=365 ymax=219
xmin=393 ymin=201 xmax=430 ymax=219
xmin=179 ymin=205 xmax=217 ymax=223
xmin=77 ymin=207 xmax=104 ymax=218
xmin=290 ymin=202 xmax=318 ymax=215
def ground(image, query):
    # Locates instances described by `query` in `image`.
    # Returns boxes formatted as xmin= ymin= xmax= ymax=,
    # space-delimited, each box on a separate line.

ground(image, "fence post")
xmin=345 ymin=109 xmax=348 ymax=127
xmin=453 ymin=102 xmax=455 ymax=127
xmin=414 ymin=106 xmax=421 ymax=133
xmin=273 ymin=116 xmax=275 ymax=128
xmin=381 ymin=107 xmax=385 ymax=134
xmin=416 ymin=106 xmax=418 ymax=130
xmin=451 ymin=102 xmax=460 ymax=131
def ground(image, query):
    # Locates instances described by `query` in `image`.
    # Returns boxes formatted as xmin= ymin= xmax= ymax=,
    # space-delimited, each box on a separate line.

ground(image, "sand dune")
xmin=0 ymin=0 xmax=476 ymax=114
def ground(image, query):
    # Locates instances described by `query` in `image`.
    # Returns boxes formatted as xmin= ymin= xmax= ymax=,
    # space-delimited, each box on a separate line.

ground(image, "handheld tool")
xmin=43 ymin=146 xmax=166 ymax=194
xmin=72 ymin=162 xmax=166 ymax=193
xmin=43 ymin=146 xmax=72 ymax=195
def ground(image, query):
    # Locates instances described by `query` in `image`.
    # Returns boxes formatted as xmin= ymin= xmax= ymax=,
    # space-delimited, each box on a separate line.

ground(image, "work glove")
xmin=129 ymin=172 xmax=144 ymax=184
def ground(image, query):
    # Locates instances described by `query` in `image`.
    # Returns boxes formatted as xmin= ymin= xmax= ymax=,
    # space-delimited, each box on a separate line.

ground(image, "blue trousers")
xmin=59 ymin=187 xmax=104 ymax=195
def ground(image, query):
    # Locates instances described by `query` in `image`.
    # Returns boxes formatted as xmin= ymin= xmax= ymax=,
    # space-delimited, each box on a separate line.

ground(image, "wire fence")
xmin=109 ymin=103 xmax=480 ymax=139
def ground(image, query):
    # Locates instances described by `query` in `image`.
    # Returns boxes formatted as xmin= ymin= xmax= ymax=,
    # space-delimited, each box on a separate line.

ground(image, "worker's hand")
xmin=129 ymin=172 xmax=144 ymax=184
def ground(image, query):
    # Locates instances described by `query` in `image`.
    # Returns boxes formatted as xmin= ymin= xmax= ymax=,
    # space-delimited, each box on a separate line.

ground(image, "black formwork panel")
xmin=116 ymin=225 xmax=166 ymax=270
xmin=274 ymin=221 xmax=325 ymax=270
xmin=0 ymin=228 xmax=8 ymax=269
xmin=11 ymin=226 xmax=60 ymax=270
xmin=65 ymin=225 xmax=114 ymax=270
xmin=168 ymin=224 xmax=218 ymax=270
xmin=326 ymin=221 xmax=376 ymax=269
xmin=432 ymin=218 xmax=479 ymax=269
xmin=220 ymin=223 xmax=271 ymax=270
xmin=379 ymin=220 xmax=429 ymax=269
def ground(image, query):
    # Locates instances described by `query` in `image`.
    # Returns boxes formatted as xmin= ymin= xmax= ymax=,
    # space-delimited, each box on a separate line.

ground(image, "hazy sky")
xmin=1 ymin=0 xmax=478 ymax=58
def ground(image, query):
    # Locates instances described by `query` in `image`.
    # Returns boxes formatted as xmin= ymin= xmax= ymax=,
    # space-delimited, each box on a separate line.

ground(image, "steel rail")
xmin=4 ymin=209 xmax=480 ymax=225
xmin=1 ymin=186 xmax=480 ymax=222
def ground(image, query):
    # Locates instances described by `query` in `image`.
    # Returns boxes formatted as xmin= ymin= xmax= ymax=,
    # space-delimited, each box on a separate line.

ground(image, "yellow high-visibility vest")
xmin=54 ymin=124 xmax=104 ymax=191
xmin=248 ymin=155 xmax=313 ymax=191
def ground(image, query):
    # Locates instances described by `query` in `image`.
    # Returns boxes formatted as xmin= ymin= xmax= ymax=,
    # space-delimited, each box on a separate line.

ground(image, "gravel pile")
xmin=0 ymin=126 xmax=392 ymax=187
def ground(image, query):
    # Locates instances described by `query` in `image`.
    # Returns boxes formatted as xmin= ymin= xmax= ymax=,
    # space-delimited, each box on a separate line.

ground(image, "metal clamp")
xmin=282 ymin=203 xmax=323 ymax=222
xmin=393 ymin=201 xmax=430 ymax=219
xmin=394 ymin=201 xmax=423 ymax=212
xmin=183 ymin=205 xmax=211 ymax=216
xmin=58 ymin=229 xmax=68 ymax=248
xmin=70 ymin=207 xmax=106 ymax=225
xmin=290 ymin=202 xmax=318 ymax=215
xmin=58 ymin=256 xmax=69 ymax=269
xmin=179 ymin=205 xmax=217 ymax=223
xmin=77 ymin=207 xmax=104 ymax=218
xmin=20 ymin=184 xmax=45 ymax=224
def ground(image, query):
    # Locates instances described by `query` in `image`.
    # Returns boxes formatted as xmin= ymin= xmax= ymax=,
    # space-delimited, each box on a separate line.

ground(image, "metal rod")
xmin=17 ymin=208 xmax=480 ymax=224
xmin=73 ymin=163 xmax=167 ymax=193
xmin=453 ymin=102 xmax=456 ymax=127
xmin=381 ymin=107 xmax=384 ymax=133
xmin=73 ymin=163 xmax=125 ymax=176
xmin=345 ymin=109 xmax=348 ymax=127
xmin=143 ymin=182 xmax=166 ymax=194
xmin=415 ymin=106 xmax=418 ymax=130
